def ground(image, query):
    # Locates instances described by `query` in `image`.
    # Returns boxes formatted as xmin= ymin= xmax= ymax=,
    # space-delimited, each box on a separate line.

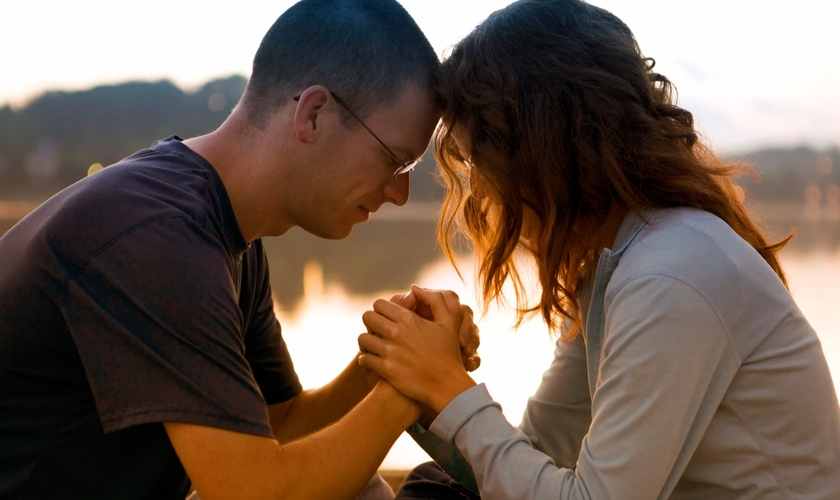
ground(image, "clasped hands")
xmin=358 ymin=284 xmax=481 ymax=418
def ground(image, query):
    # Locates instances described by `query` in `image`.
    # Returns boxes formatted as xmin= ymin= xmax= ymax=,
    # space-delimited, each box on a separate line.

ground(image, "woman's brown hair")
xmin=434 ymin=0 xmax=790 ymax=336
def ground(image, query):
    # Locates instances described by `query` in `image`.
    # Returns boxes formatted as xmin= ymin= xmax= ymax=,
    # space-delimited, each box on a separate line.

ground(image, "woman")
xmin=358 ymin=0 xmax=840 ymax=498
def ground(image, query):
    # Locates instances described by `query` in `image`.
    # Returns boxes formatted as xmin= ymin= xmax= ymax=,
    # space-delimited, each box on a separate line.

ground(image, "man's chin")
xmin=310 ymin=224 xmax=356 ymax=241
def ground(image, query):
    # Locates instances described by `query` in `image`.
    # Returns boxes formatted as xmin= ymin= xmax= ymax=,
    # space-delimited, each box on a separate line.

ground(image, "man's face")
xmin=289 ymin=84 xmax=440 ymax=239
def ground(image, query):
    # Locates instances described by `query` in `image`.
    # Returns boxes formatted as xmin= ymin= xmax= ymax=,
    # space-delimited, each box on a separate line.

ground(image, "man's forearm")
xmin=270 ymin=355 xmax=372 ymax=443
xmin=167 ymin=381 xmax=420 ymax=500
xmin=277 ymin=382 xmax=419 ymax=498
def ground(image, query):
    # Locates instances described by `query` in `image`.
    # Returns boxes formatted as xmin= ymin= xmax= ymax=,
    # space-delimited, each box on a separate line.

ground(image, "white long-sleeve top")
xmin=412 ymin=208 xmax=840 ymax=499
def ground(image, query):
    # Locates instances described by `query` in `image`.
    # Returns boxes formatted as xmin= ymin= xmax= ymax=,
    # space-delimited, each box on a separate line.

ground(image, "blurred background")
xmin=2 ymin=0 xmax=838 ymax=469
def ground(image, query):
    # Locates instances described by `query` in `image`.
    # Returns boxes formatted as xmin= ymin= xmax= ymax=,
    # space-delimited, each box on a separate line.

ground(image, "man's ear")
xmin=293 ymin=86 xmax=332 ymax=144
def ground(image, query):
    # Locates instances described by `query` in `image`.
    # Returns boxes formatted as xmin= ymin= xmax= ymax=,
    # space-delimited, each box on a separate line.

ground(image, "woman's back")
xmin=520 ymin=207 xmax=840 ymax=499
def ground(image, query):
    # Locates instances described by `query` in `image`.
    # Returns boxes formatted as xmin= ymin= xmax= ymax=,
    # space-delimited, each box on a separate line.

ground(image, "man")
xmin=0 ymin=1 xmax=478 ymax=498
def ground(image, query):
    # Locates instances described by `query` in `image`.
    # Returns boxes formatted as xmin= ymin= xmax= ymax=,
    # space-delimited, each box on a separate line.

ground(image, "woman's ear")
xmin=292 ymin=86 xmax=331 ymax=144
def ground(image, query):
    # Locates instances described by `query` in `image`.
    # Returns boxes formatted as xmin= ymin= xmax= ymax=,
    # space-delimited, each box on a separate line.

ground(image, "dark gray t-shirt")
xmin=0 ymin=136 xmax=302 ymax=499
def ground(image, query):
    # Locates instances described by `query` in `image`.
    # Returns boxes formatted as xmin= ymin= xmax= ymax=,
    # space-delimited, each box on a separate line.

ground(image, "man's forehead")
xmin=371 ymin=86 xmax=439 ymax=151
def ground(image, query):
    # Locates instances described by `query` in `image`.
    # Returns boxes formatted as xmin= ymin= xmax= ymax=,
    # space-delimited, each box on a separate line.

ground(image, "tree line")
xmin=1 ymin=75 xmax=838 ymax=205
xmin=0 ymin=75 xmax=443 ymax=203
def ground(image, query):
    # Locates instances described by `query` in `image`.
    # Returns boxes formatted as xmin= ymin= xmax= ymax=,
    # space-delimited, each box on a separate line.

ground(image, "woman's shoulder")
xmin=603 ymin=208 xmax=809 ymax=368
xmin=628 ymin=208 xmax=756 ymax=267
xmin=609 ymin=207 xmax=787 ymax=303
xmin=640 ymin=207 xmax=741 ymax=248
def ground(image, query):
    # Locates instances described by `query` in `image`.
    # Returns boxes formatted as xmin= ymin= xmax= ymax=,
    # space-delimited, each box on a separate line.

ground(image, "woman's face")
xmin=450 ymin=125 xmax=541 ymax=247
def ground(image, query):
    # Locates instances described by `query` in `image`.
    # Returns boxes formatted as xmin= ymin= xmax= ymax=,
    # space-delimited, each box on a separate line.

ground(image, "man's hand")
xmin=358 ymin=285 xmax=479 ymax=414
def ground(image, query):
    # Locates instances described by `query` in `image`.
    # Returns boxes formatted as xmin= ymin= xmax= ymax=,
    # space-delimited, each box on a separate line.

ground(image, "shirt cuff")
xmin=429 ymin=383 xmax=502 ymax=442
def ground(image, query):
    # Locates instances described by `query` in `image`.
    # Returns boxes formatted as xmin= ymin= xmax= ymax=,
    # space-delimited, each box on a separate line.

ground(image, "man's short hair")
xmin=241 ymin=0 xmax=439 ymax=128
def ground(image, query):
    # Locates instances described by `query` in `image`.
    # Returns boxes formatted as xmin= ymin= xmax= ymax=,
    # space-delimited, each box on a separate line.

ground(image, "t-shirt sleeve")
xmin=239 ymin=241 xmax=302 ymax=405
xmin=60 ymin=216 xmax=282 ymax=437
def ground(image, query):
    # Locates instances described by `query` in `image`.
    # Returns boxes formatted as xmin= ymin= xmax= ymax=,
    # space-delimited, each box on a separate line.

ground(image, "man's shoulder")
xmin=5 ymin=140 xmax=231 ymax=271
xmin=72 ymin=140 xmax=220 ymax=225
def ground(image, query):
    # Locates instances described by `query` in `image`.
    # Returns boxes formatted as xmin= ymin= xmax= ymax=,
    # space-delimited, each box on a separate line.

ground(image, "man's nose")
xmin=384 ymin=172 xmax=410 ymax=206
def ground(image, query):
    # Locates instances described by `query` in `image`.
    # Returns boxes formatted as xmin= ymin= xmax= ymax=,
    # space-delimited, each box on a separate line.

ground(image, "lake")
xmin=277 ymin=246 xmax=840 ymax=470
xmin=1 ymin=200 xmax=838 ymax=470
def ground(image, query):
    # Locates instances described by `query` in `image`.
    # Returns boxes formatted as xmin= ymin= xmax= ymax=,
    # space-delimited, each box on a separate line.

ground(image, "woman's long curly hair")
xmin=434 ymin=0 xmax=790 ymax=337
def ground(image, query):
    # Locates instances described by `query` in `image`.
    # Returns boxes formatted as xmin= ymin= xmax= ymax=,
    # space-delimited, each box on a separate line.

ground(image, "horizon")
xmin=3 ymin=0 xmax=839 ymax=153
xmin=10 ymin=73 xmax=840 ymax=159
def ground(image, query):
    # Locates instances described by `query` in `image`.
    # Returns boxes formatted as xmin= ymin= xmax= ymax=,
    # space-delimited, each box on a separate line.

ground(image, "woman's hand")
xmin=358 ymin=285 xmax=478 ymax=414
xmin=387 ymin=287 xmax=480 ymax=425
xmin=390 ymin=287 xmax=481 ymax=373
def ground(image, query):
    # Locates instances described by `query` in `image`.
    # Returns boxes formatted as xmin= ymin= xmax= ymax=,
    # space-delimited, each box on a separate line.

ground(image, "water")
xmin=277 ymin=250 xmax=840 ymax=470
xmin=2 ymin=202 xmax=837 ymax=470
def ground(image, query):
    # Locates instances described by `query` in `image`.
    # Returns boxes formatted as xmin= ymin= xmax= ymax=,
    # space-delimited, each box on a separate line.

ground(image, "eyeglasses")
xmin=293 ymin=92 xmax=418 ymax=178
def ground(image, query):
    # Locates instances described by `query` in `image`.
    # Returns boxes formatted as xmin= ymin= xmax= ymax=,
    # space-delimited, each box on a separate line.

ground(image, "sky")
xmin=2 ymin=0 xmax=839 ymax=154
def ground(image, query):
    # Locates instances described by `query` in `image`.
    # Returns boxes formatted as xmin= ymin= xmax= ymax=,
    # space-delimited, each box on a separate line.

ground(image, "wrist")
xmin=417 ymin=405 xmax=438 ymax=428
xmin=373 ymin=381 xmax=421 ymax=425
xmin=429 ymin=373 xmax=476 ymax=414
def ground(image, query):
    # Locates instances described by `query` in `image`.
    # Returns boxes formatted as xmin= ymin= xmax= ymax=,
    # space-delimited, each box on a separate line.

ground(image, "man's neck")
xmin=183 ymin=115 xmax=292 ymax=242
